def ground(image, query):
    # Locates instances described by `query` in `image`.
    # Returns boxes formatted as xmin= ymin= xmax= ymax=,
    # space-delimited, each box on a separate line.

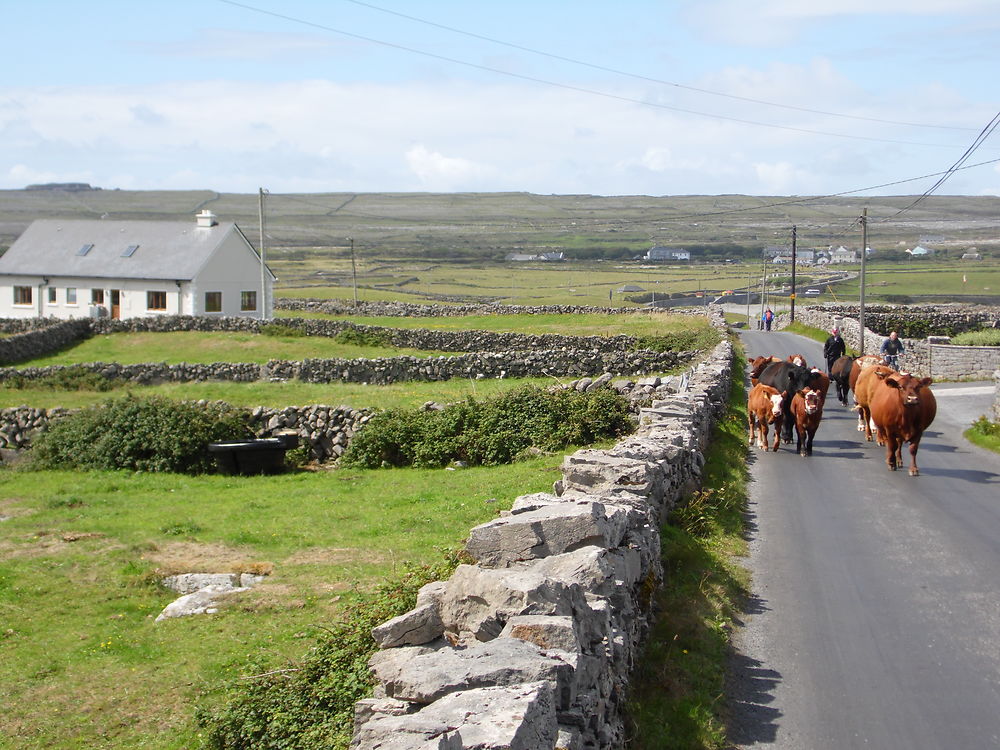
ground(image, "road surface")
xmin=727 ymin=329 xmax=1000 ymax=749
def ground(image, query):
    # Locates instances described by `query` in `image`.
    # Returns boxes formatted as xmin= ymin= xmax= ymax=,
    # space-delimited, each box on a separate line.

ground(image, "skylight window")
xmin=76 ymin=243 xmax=94 ymax=256
xmin=121 ymin=244 xmax=139 ymax=257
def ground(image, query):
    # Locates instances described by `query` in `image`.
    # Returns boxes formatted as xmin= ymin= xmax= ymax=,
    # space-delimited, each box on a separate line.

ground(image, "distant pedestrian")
xmin=823 ymin=327 xmax=846 ymax=373
xmin=763 ymin=308 xmax=774 ymax=331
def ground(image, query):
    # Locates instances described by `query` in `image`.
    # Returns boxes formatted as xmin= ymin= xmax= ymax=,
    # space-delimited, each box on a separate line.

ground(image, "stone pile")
xmin=250 ymin=404 xmax=372 ymax=462
xmin=0 ymin=406 xmax=70 ymax=450
xmin=351 ymin=331 xmax=733 ymax=749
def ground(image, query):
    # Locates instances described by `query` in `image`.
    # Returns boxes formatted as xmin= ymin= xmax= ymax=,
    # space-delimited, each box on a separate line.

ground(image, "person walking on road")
xmin=763 ymin=308 xmax=774 ymax=331
xmin=880 ymin=331 xmax=905 ymax=370
xmin=823 ymin=327 xmax=846 ymax=373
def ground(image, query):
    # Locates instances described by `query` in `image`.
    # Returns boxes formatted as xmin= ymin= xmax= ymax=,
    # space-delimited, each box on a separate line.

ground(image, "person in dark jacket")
xmin=823 ymin=327 xmax=846 ymax=373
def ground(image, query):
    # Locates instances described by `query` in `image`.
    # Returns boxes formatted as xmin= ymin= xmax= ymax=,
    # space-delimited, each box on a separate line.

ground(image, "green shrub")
xmin=198 ymin=553 xmax=461 ymax=750
xmin=260 ymin=322 xmax=306 ymax=337
xmin=341 ymin=386 xmax=632 ymax=469
xmin=950 ymin=328 xmax=1000 ymax=346
xmin=31 ymin=395 xmax=252 ymax=474
xmin=334 ymin=327 xmax=392 ymax=348
xmin=2 ymin=365 xmax=119 ymax=392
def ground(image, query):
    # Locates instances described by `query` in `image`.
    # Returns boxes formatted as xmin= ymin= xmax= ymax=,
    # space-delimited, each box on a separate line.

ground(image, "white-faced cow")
xmin=748 ymin=383 xmax=786 ymax=452
xmin=756 ymin=361 xmax=825 ymax=443
xmin=791 ymin=387 xmax=824 ymax=456
xmin=869 ymin=371 xmax=937 ymax=476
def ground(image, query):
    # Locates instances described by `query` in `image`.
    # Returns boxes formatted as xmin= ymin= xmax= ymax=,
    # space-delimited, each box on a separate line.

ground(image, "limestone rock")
xmin=372 ymin=603 xmax=444 ymax=649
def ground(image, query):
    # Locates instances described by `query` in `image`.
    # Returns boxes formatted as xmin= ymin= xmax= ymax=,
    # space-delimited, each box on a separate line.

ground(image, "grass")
xmin=627 ymin=345 xmax=751 ymax=749
xmin=965 ymin=416 xmax=1000 ymax=454
xmin=0 ymin=456 xmax=564 ymax=749
xmin=0 ymin=375 xmax=566 ymax=411
xmin=780 ymin=321 xmax=859 ymax=357
xmin=16 ymin=330 xmax=443 ymax=367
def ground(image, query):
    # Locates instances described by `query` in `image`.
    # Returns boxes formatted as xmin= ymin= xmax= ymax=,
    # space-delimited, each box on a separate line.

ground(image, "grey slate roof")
xmin=0 ymin=219 xmax=262 ymax=281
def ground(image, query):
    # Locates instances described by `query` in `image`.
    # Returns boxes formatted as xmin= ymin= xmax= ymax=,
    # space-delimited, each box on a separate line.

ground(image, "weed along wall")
xmin=782 ymin=304 xmax=1000 ymax=381
xmin=351 ymin=329 xmax=734 ymax=747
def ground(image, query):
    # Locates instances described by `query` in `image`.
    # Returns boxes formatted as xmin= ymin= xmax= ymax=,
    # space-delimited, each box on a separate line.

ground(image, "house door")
xmin=110 ymin=290 xmax=121 ymax=319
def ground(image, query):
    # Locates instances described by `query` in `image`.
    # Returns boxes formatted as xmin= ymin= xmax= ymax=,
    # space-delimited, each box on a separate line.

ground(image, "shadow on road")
xmin=725 ymin=650 xmax=782 ymax=747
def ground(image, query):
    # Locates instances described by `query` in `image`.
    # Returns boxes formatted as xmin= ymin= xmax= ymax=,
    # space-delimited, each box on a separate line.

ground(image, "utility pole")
xmin=349 ymin=237 xmax=358 ymax=307
xmin=859 ymin=207 xmax=868 ymax=353
xmin=258 ymin=187 xmax=267 ymax=320
xmin=790 ymin=225 xmax=797 ymax=323
xmin=759 ymin=249 xmax=767 ymax=329
xmin=745 ymin=265 xmax=752 ymax=326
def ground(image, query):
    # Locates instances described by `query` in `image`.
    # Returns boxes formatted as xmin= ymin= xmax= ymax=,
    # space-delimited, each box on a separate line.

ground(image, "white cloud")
xmin=144 ymin=29 xmax=343 ymax=61
xmin=405 ymin=145 xmax=494 ymax=190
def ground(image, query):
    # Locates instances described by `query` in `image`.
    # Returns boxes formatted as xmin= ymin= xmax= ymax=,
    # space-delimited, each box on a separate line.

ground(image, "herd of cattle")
xmin=746 ymin=353 xmax=937 ymax=476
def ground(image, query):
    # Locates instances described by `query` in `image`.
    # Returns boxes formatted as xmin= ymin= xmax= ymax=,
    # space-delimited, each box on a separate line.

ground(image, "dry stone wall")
xmin=351 ymin=310 xmax=734 ymax=750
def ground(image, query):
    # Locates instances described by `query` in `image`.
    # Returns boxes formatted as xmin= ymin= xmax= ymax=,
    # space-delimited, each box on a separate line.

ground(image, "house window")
xmin=66 ymin=288 xmax=78 ymax=305
xmin=14 ymin=286 xmax=33 ymax=306
xmin=204 ymin=291 xmax=222 ymax=313
xmin=147 ymin=291 xmax=167 ymax=311
xmin=241 ymin=290 xmax=257 ymax=311
xmin=92 ymin=289 xmax=105 ymax=305
xmin=48 ymin=287 xmax=57 ymax=303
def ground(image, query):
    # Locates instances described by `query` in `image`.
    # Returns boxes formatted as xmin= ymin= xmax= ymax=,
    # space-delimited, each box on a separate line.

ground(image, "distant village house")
xmin=0 ymin=210 xmax=275 ymax=320
xmin=645 ymin=246 xmax=690 ymax=261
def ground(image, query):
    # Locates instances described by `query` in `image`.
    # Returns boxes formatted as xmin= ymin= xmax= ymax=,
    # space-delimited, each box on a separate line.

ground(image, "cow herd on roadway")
xmin=746 ymin=352 xmax=937 ymax=476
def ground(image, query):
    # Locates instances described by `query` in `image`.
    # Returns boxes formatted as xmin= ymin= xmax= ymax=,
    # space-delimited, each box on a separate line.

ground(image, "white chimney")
xmin=196 ymin=209 xmax=218 ymax=228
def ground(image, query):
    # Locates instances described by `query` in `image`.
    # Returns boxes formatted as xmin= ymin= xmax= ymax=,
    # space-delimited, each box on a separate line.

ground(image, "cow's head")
xmin=798 ymin=388 xmax=822 ymax=414
xmin=877 ymin=372 xmax=933 ymax=405
xmin=789 ymin=354 xmax=806 ymax=367
xmin=769 ymin=390 xmax=787 ymax=417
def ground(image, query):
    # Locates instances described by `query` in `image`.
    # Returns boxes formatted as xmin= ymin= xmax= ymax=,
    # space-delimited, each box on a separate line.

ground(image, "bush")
xmin=333 ymin=327 xmax=392 ymax=348
xmin=31 ymin=395 xmax=253 ymax=474
xmin=950 ymin=328 xmax=1000 ymax=346
xmin=341 ymin=385 xmax=632 ymax=469
xmin=260 ymin=322 xmax=306 ymax=337
xmin=198 ymin=553 xmax=461 ymax=750
xmin=2 ymin=365 xmax=119 ymax=392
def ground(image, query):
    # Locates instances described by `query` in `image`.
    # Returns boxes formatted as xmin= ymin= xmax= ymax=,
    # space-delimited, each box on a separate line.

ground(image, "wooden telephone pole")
xmin=790 ymin=225 xmax=797 ymax=322
xmin=859 ymin=208 xmax=868 ymax=353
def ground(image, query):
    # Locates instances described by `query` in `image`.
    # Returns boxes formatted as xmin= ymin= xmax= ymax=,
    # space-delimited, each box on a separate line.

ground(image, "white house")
xmin=829 ymin=246 xmax=859 ymax=264
xmin=646 ymin=246 xmax=689 ymax=261
xmin=0 ymin=210 xmax=275 ymax=320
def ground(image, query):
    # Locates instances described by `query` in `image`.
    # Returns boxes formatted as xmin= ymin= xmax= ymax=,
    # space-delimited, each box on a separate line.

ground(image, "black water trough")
xmin=208 ymin=433 xmax=299 ymax=475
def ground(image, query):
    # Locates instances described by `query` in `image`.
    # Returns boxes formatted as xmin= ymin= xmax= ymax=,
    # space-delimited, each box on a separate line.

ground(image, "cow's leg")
xmin=771 ymin=420 xmax=781 ymax=452
xmin=908 ymin=438 xmax=921 ymax=476
xmin=806 ymin=426 xmax=816 ymax=456
xmin=885 ymin=434 xmax=899 ymax=471
xmin=748 ymin=412 xmax=756 ymax=445
xmin=781 ymin=404 xmax=794 ymax=443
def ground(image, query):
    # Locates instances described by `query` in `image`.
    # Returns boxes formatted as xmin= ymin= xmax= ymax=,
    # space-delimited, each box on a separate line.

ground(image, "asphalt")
xmin=727 ymin=329 xmax=1000 ymax=749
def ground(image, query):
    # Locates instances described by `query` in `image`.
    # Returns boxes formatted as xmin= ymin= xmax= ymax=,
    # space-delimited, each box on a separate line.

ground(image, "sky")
xmin=2 ymin=0 xmax=999 ymax=197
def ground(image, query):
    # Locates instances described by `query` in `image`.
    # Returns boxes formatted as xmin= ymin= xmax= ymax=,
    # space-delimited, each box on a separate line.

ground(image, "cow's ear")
xmin=919 ymin=377 xmax=933 ymax=387
xmin=875 ymin=370 xmax=890 ymax=381
xmin=882 ymin=376 xmax=902 ymax=388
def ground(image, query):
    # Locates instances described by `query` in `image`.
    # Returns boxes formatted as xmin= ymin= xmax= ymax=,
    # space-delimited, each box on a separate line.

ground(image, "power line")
xmin=885 ymin=110 xmax=1000 ymax=219
xmin=216 ymin=0 xmax=971 ymax=150
xmin=340 ymin=0 xmax=977 ymax=134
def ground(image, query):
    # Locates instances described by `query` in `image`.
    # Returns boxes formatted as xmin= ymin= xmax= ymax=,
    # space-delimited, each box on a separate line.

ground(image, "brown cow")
xmin=747 ymin=383 xmax=786 ymax=452
xmin=852 ymin=364 xmax=896 ymax=441
xmin=787 ymin=354 xmax=808 ymax=368
xmin=869 ymin=372 xmax=936 ymax=476
xmin=791 ymin=387 xmax=824 ymax=456
xmin=747 ymin=355 xmax=782 ymax=386
xmin=849 ymin=354 xmax=884 ymax=394
xmin=806 ymin=367 xmax=831 ymax=406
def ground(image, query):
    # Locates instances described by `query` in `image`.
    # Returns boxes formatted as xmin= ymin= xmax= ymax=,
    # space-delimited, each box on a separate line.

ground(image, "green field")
xmin=0 ymin=458 xmax=565 ymax=748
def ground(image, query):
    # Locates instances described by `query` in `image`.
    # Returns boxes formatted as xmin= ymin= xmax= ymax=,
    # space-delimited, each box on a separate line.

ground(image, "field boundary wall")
xmin=349 ymin=308 xmax=733 ymax=749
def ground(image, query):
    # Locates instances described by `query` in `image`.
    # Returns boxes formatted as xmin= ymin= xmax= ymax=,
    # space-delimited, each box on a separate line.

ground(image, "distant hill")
xmin=1 ymin=189 xmax=997 ymax=261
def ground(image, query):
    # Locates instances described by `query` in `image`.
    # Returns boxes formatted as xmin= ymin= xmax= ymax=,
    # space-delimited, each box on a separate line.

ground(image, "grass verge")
xmin=965 ymin=415 xmax=1000 ymax=454
xmin=781 ymin=321 xmax=859 ymax=357
xmin=626 ymin=344 xmax=751 ymax=749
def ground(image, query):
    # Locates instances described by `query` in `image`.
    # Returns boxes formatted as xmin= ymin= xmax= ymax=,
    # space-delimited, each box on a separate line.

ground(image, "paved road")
xmin=727 ymin=329 xmax=1000 ymax=749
